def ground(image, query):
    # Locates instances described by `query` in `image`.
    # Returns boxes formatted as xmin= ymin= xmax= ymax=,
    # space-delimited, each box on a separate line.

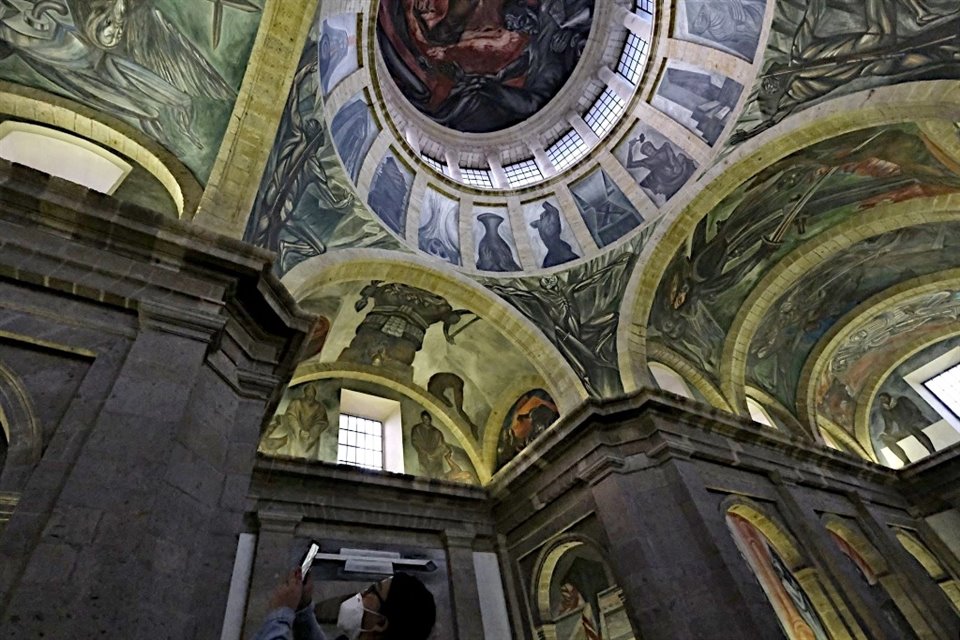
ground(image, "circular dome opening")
xmin=376 ymin=0 xmax=596 ymax=134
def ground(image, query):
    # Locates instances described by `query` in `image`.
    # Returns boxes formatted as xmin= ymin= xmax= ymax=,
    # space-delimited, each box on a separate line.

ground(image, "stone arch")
xmin=289 ymin=361 xmax=490 ymax=483
xmin=281 ymin=249 xmax=589 ymax=415
xmin=0 ymin=361 xmax=41 ymax=492
xmin=0 ymin=82 xmax=201 ymax=217
xmin=797 ymin=269 xmax=960 ymax=443
xmin=530 ymin=534 xmax=617 ymax=626
xmin=893 ymin=528 xmax=960 ymax=613
xmin=722 ymin=497 xmax=861 ymax=639
xmin=618 ymin=79 xmax=960 ymax=395
xmin=647 ymin=342 xmax=731 ymax=410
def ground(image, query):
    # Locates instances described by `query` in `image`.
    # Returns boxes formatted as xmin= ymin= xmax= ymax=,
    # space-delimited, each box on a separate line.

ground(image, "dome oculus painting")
xmin=377 ymin=0 xmax=595 ymax=133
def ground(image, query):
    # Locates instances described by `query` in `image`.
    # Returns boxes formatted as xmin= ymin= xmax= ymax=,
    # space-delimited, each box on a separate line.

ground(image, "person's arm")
xmin=293 ymin=603 xmax=327 ymax=640
xmin=251 ymin=608 xmax=297 ymax=640
xmin=250 ymin=570 xmax=309 ymax=640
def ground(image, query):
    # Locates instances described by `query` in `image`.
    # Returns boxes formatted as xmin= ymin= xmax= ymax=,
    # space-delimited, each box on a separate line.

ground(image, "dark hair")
xmin=380 ymin=572 xmax=436 ymax=640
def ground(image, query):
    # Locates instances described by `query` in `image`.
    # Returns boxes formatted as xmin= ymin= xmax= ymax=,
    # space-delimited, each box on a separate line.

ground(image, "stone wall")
xmin=0 ymin=163 xmax=312 ymax=640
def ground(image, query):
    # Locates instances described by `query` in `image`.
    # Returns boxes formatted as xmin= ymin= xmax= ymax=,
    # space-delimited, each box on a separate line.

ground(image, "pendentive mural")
xmin=376 ymin=0 xmax=595 ymax=132
xmin=244 ymin=16 xmax=402 ymax=276
xmin=0 ymin=0 xmax=263 ymax=182
xmin=730 ymin=0 xmax=960 ymax=144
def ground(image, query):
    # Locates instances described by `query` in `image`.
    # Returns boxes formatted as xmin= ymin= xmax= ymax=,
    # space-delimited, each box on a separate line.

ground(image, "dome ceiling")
xmin=377 ymin=0 xmax=596 ymax=133
xmin=4 ymin=0 xmax=960 ymax=476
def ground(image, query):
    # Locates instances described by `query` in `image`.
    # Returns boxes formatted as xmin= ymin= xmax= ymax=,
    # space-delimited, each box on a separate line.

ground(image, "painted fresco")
xmin=522 ymin=197 xmax=582 ymax=269
xmin=245 ymin=21 xmax=401 ymax=276
xmin=331 ymin=92 xmax=379 ymax=182
xmin=418 ymin=188 xmax=462 ymax=265
xmin=376 ymin=0 xmax=595 ymax=133
xmin=613 ymin=122 xmax=697 ymax=207
xmin=569 ymin=168 xmax=644 ymax=248
xmin=318 ymin=13 xmax=359 ymax=96
xmin=304 ymin=280 xmax=547 ymax=443
xmin=867 ymin=338 xmax=960 ymax=465
xmin=368 ymin=150 xmax=414 ymax=235
xmin=747 ymin=222 xmax=960 ymax=409
xmin=0 ymin=0 xmax=262 ymax=182
xmin=727 ymin=513 xmax=830 ymax=640
xmin=652 ymin=61 xmax=743 ymax=146
xmin=730 ymin=0 xmax=960 ymax=145
xmin=673 ymin=0 xmax=766 ymax=62
xmin=473 ymin=206 xmax=521 ymax=272
xmin=486 ymin=232 xmax=654 ymax=398
xmin=496 ymin=389 xmax=559 ymax=469
xmin=406 ymin=408 xmax=478 ymax=483
xmin=815 ymin=289 xmax=960 ymax=431
xmin=541 ymin=544 xmax=637 ymax=640
xmin=259 ymin=380 xmax=339 ymax=460
xmin=648 ymin=123 xmax=960 ymax=378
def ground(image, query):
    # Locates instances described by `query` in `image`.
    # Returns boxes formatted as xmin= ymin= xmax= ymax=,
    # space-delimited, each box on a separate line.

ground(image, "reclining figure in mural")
xmin=733 ymin=0 xmax=960 ymax=142
xmin=0 ymin=0 xmax=238 ymax=151
xmin=876 ymin=392 xmax=937 ymax=465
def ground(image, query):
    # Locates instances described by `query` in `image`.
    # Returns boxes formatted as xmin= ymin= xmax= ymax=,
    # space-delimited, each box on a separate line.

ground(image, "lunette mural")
xmin=496 ymin=388 xmax=559 ymax=469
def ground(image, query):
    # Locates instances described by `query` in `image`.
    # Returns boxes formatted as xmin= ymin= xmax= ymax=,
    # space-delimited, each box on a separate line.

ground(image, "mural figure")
xmin=496 ymin=389 xmax=559 ymax=468
xmin=368 ymin=153 xmax=413 ymax=234
xmin=650 ymin=125 xmax=960 ymax=377
xmin=653 ymin=64 xmax=743 ymax=146
xmin=490 ymin=251 xmax=633 ymax=397
xmin=410 ymin=410 xmax=474 ymax=482
xmin=319 ymin=14 xmax=358 ymax=96
xmin=428 ymin=372 xmax=480 ymax=438
xmin=259 ymin=384 xmax=330 ymax=458
xmin=529 ymin=201 xmax=580 ymax=268
xmin=331 ymin=94 xmax=379 ymax=182
xmin=0 ymin=0 xmax=249 ymax=157
xmin=676 ymin=0 xmax=766 ymax=62
xmin=732 ymin=0 xmax=960 ymax=143
xmin=339 ymin=281 xmax=475 ymax=378
xmin=876 ymin=392 xmax=937 ymax=465
xmin=376 ymin=0 xmax=594 ymax=132
xmin=245 ymin=23 xmax=396 ymax=275
xmin=555 ymin=561 xmax=607 ymax=640
xmin=476 ymin=212 xmax=521 ymax=271
xmin=418 ymin=189 xmax=462 ymax=265
xmin=615 ymin=127 xmax=697 ymax=206
xmin=727 ymin=513 xmax=829 ymax=640
xmin=570 ymin=169 xmax=644 ymax=248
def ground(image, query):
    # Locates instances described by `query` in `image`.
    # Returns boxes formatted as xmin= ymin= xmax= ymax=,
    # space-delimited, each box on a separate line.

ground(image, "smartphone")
xmin=300 ymin=542 xmax=320 ymax=581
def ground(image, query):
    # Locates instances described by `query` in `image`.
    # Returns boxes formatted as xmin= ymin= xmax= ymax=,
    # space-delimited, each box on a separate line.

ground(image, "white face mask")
xmin=337 ymin=593 xmax=379 ymax=640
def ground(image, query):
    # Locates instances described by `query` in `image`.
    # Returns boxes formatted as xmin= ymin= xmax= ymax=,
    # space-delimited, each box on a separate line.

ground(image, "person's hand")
xmin=298 ymin=570 xmax=314 ymax=611
xmin=269 ymin=569 xmax=304 ymax=611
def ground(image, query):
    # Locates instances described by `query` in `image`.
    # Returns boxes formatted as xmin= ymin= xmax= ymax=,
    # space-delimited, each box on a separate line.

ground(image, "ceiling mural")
xmin=672 ymin=0 xmax=767 ymax=63
xmin=522 ymin=197 xmax=583 ymax=269
xmin=473 ymin=205 xmax=522 ymax=273
xmin=486 ymin=230 xmax=653 ymax=398
xmin=376 ymin=0 xmax=595 ymax=133
xmin=244 ymin=16 xmax=403 ymax=276
xmin=569 ymin=168 xmax=645 ymax=248
xmin=612 ymin=120 xmax=698 ymax=208
xmin=331 ymin=91 xmax=380 ymax=183
xmin=814 ymin=288 xmax=960 ymax=434
xmin=730 ymin=0 xmax=960 ymax=145
xmin=0 ymin=0 xmax=262 ymax=182
xmin=652 ymin=61 xmax=743 ymax=147
xmin=318 ymin=13 xmax=359 ymax=97
xmin=648 ymin=123 xmax=960 ymax=378
xmin=747 ymin=221 xmax=960 ymax=409
xmin=868 ymin=337 xmax=960 ymax=466
xmin=299 ymin=280 xmax=548 ymax=445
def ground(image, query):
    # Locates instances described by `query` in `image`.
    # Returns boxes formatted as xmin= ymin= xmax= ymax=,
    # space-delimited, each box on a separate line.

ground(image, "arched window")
xmin=649 ymin=362 xmax=694 ymax=399
xmin=0 ymin=122 xmax=131 ymax=194
xmin=746 ymin=397 xmax=777 ymax=429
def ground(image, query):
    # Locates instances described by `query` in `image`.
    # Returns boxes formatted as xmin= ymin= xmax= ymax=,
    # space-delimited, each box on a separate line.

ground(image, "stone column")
xmin=443 ymin=530 xmax=484 ymax=640
xmin=599 ymin=66 xmax=635 ymax=100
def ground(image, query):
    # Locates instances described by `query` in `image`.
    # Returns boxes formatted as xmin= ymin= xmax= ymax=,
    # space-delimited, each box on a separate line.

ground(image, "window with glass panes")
xmin=546 ymin=129 xmax=586 ymax=172
xmin=337 ymin=414 xmax=384 ymax=469
xmin=584 ymin=89 xmax=625 ymax=138
xmin=503 ymin=158 xmax=543 ymax=187
xmin=617 ymin=33 xmax=648 ymax=85
xmin=925 ymin=362 xmax=960 ymax=420
xmin=459 ymin=166 xmax=495 ymax=189
xmin=421 ymin=154 xmax=447 ymax=175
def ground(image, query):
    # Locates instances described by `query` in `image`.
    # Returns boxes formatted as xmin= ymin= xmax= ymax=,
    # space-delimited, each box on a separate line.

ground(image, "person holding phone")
xmin=252 ymin=557 xmax=436 ymax=640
